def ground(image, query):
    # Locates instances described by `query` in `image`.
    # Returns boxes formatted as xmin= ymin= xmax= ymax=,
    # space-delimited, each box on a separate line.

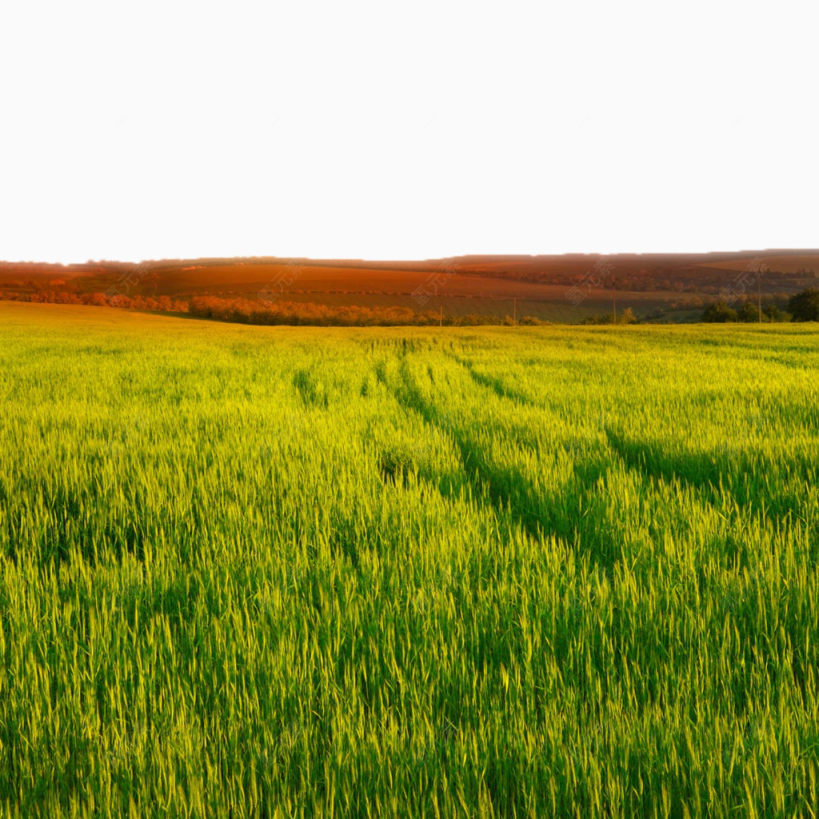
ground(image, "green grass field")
xmin=0 ymin=303 xmax=817 ymax=816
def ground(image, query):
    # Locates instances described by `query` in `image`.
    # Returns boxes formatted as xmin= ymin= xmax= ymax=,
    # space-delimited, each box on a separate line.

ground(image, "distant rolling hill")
xmin=2 ymin=251 xmax=817 ymax=321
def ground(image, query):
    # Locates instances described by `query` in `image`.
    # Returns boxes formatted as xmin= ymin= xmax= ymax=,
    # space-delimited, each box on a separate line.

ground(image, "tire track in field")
xmin=440 ymin=352 xmax=558 ymax=455
xmin=392 ymin=361 xmax=544 ymax=540
xmin=449 ymin=349 xmax=813 ymax=535
xmin=603 ymin=428 xmax=809 ymax=529
xmin=366 ymin=358 xmax=466 ymax=505
xmin=444 ymin=352 xmax=535 ymax=407
xmin=446 ymin=351 xmax=811 ymax=533
xmin=388 ymin=359 xmax=621 ymax=568
xmin=444 ymin=351 xmax=568 ymax=432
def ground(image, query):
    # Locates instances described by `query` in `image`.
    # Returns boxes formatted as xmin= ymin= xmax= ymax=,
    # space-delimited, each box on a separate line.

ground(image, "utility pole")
xmin=757 ymin=266 xmax=763 ymax=322
xmin=513 ymin=297 xmax=517 ymax=326
xmin=439 ymin=304 xmax=443 ymax=328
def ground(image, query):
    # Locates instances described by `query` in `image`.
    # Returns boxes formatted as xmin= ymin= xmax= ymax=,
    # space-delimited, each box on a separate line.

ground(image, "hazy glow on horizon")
xmin=1 ymin=0 xmax=816 ymax=263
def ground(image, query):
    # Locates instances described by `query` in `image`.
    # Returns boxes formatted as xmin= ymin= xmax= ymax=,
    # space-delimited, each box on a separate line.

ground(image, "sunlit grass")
xmin=0 ymin=303 xmax=817 ymax=816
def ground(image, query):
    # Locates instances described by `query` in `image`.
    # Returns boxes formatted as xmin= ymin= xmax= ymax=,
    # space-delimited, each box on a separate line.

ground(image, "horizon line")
xmin=3 ymin=248 xmax=819 ymax=267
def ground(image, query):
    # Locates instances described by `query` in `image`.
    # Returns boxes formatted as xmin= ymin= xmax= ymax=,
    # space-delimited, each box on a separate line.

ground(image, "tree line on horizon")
xmin=0 ymin=290 xmax=538 ymax=326
xmin=0 ymin=289 xmax=189 ymax=313
xmin=701 ymin=289 xmax=819 ymax=323
xmin=186 ymin=296 xmax=546 ymax=326
xmin=2 ymin=287 xmax=818 ymax=325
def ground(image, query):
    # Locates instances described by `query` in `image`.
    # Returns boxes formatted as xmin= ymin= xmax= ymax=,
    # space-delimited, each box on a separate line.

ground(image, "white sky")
xmin=1 ymin=0 xmax=816 ymax=263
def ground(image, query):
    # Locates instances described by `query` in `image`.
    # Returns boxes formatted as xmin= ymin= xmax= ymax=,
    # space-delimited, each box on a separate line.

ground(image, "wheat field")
xmin=0 ymin=303 xmax=817 ymax=816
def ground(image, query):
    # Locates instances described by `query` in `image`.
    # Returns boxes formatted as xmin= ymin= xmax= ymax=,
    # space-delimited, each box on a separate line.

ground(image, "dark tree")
xmin=787 ymin=289 xmax=819 ymax=321
xmin=702 ymin=302 xmax=738 ymax=323
xmin=737 ymin=300 xmax=759 ymax=322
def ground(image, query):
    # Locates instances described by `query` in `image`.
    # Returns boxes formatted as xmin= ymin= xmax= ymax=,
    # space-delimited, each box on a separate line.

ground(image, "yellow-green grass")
xmin=0 ymin=303 xmax=817 ymax=816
